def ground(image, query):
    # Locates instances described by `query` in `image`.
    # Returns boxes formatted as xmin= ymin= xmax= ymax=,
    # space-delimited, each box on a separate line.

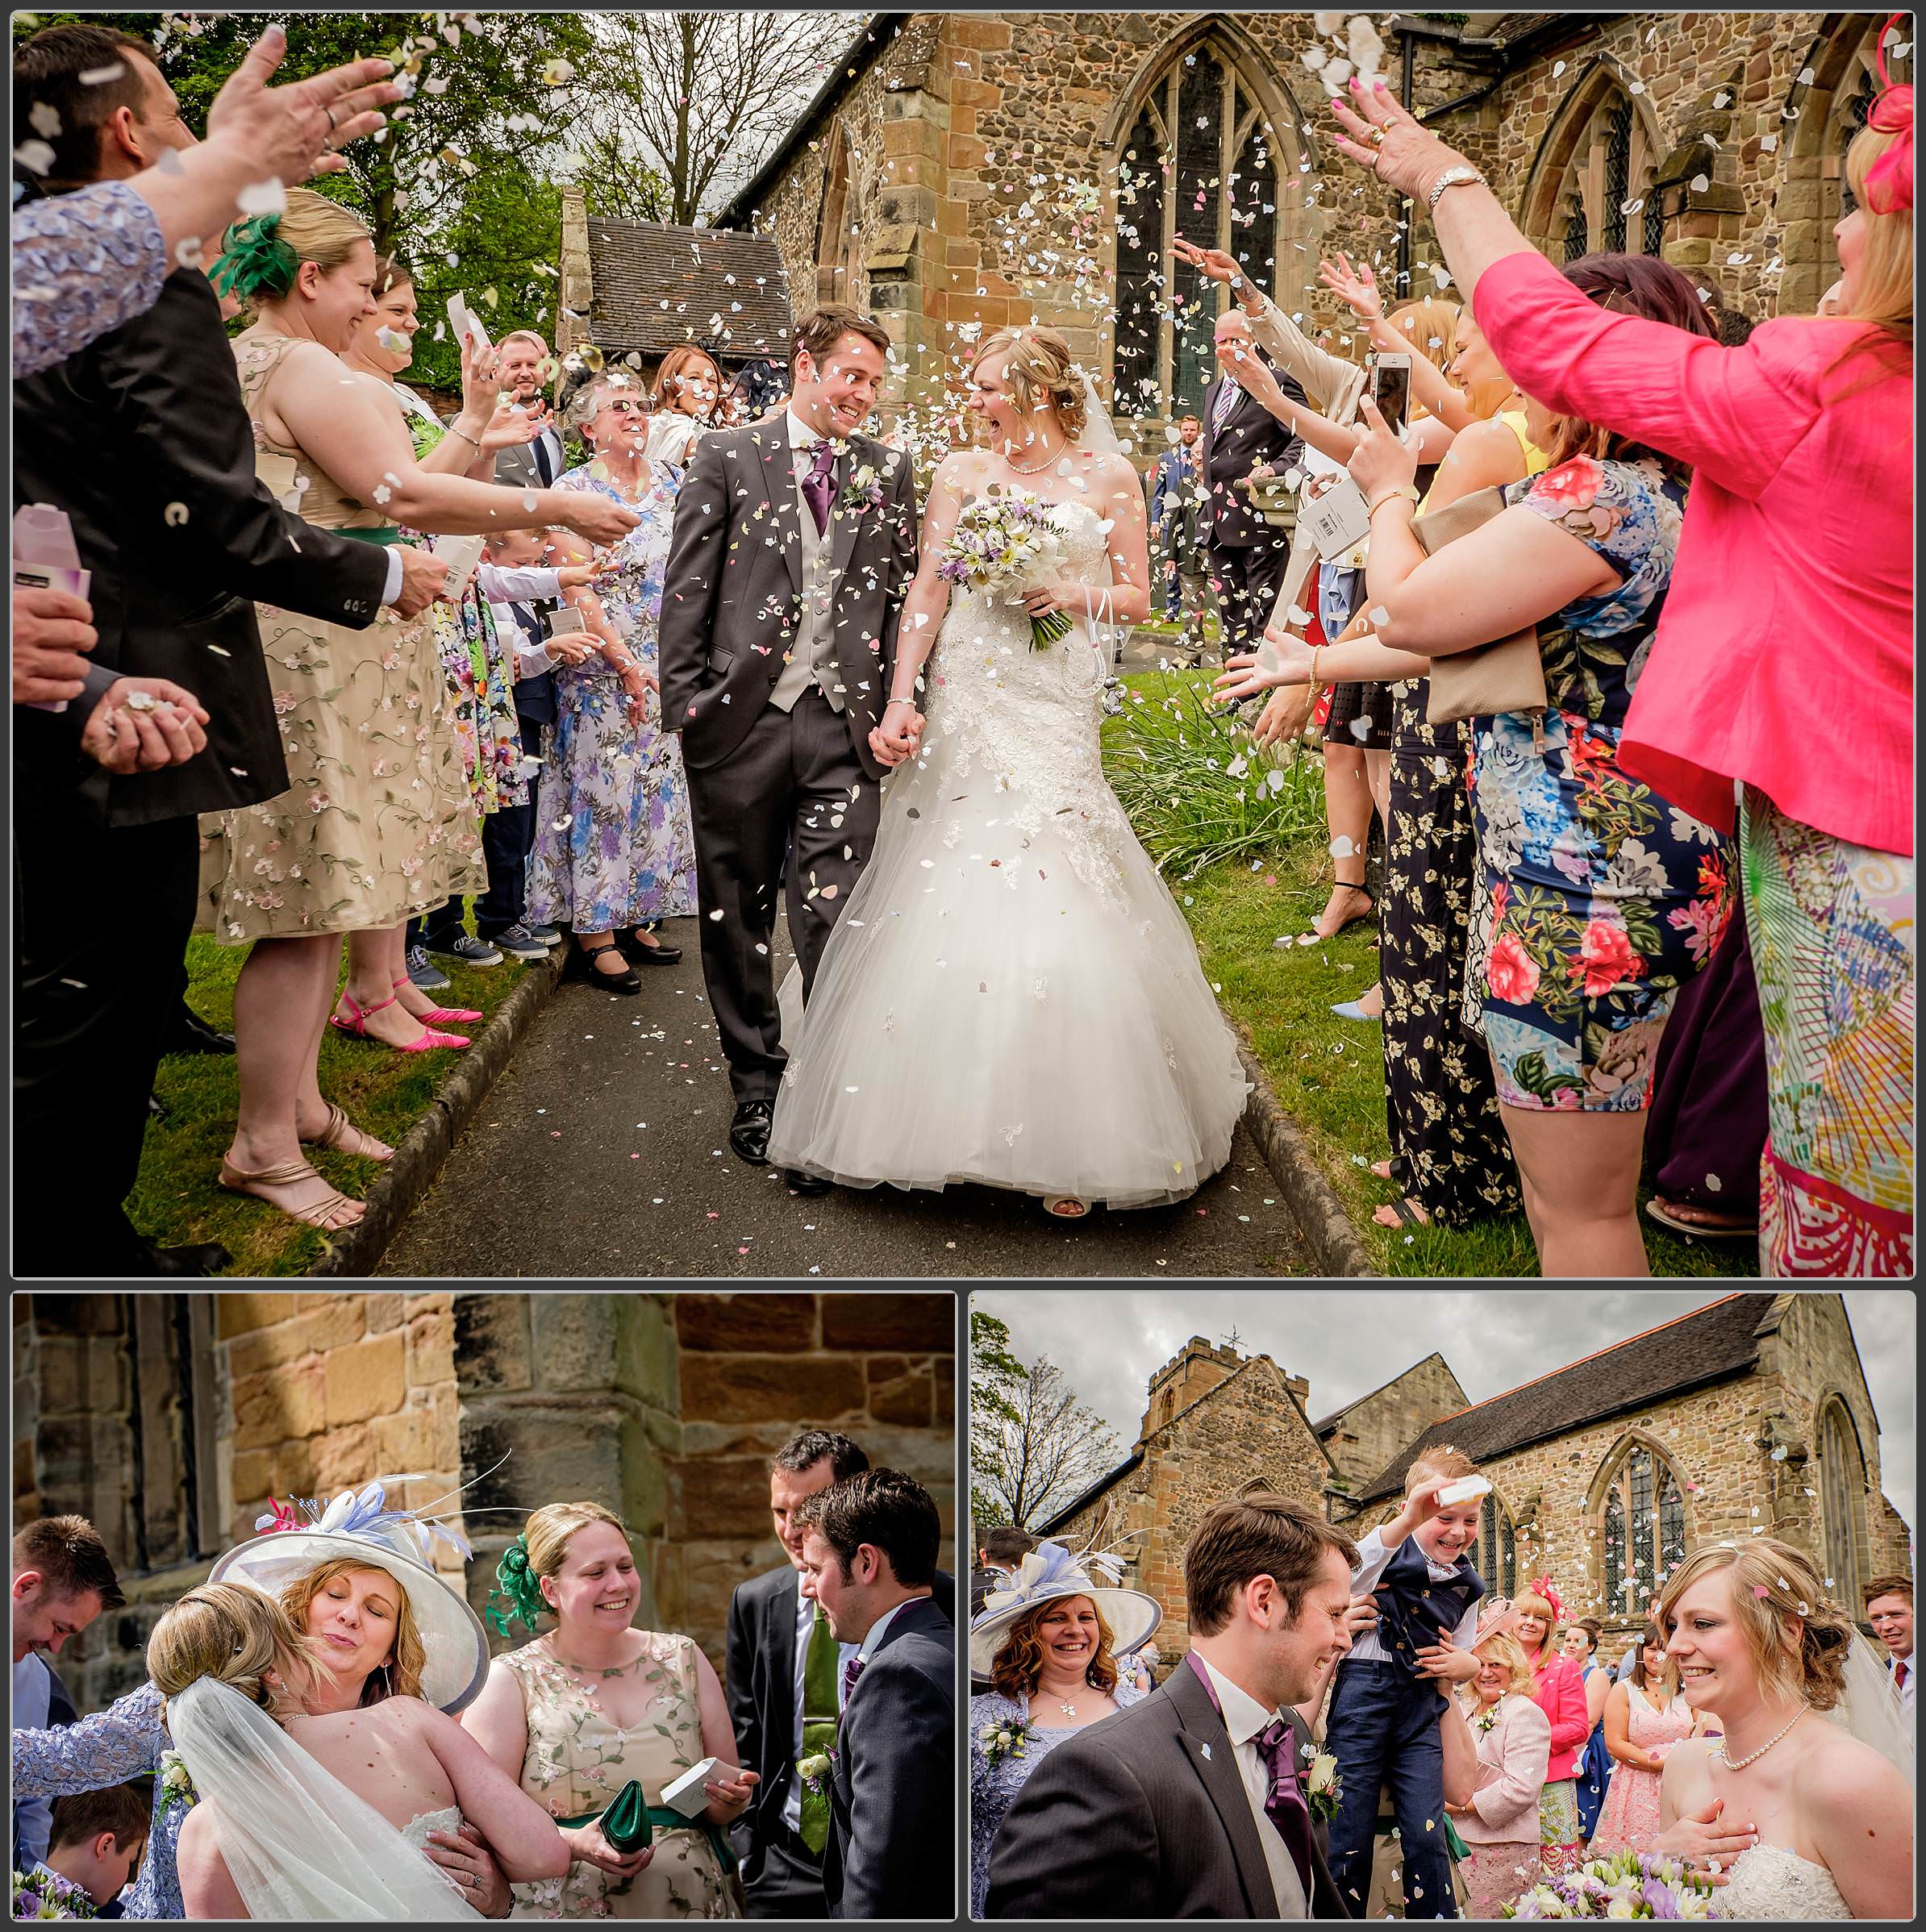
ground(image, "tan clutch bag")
xmin=1409 ymin=484 xmax=1547 ymax=727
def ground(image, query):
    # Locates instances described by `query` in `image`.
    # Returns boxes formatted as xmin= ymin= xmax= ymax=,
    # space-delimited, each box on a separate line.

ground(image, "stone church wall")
xmin=1322 ymin=1353 xmax=1470 ymax=1501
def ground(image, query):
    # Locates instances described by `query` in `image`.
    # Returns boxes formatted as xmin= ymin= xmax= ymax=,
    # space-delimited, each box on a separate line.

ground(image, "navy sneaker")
xmin=489 ymin=923 xmax=552 ymax=962
xmin=426 ymin=932 xmax=503 ymax=967
xmin=406 ymin=943 xmax=451 ymax=993
xmin=523 ymin=921 xmax=561 ymax=946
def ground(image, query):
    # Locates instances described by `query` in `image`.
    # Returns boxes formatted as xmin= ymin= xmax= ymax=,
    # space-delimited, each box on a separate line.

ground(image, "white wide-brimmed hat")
xmin=968 ymin=1539 xmax=1162 ymax=1680
xmin=210 ymin=1480 xmax=490 ymax=1714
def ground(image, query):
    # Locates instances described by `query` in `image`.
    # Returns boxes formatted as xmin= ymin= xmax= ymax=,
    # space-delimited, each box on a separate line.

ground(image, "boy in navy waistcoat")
xmin=1324 ymin=1452 xmax=1489 ymax=1919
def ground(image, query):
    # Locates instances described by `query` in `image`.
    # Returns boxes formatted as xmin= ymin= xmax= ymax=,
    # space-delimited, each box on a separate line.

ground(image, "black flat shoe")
xmin=149 ymin=1241 xmax=232 ymax=1276
xmin=567 ymin=941 xmax=640 ymax=995
xmin=165 ymin=1002 xmax=236 ymax=1056
xmin=784 ymin=1168 xmax=832 ymax=1196
xmin=615 ymin=928 xmax=682 ymax=967
xmin=730 ymin=1100 xmax=773 ymax=1166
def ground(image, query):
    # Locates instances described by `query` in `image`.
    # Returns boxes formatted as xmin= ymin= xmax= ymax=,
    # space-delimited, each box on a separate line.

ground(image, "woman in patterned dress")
xmin=464 ymin=1503 xmax=749 ymax=1919
xmin=1590 ymin=1624 xmax=1696 ymax=1859
xmin=327 ymin=257 xmax=542 ymax=1047
xmin=201 ymin=192 xmax=638 ymax=1233
xmin=527 ymin=377 xmax=698 ymax=993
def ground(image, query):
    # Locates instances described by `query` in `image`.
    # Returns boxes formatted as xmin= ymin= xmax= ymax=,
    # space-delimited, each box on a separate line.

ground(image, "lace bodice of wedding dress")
xmin=1712 ymin=1845 xmax=1852 ymax=1920
xmin=401 ymin=1804 xmax=465 ymax=1852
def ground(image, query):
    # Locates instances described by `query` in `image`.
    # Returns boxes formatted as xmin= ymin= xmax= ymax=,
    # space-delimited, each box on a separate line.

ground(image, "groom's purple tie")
xmin=802 ymin=438 xmax=836 ymax=539
xmin=842 ymin=1655 xmax=865 ymax=1701
xmin=1255 ymin=1718 xmax=1315 ymax=1899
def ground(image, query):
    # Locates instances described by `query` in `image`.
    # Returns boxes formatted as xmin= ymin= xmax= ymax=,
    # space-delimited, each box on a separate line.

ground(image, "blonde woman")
xmin=10 ymin=1483 xmax=504 ymax=1916
xmin=766 ymin=323 xmax=1249 ymax=1219
xmin=201 ymin=190 xmax=638 ymax=1235
xmin=463 ymin=1502 xmax=752 ymax=1917
xmin=152 ymin=1582 xmax=567 ymax=1919
xmin=1447 ymin=1610 xmax=1551 ymax=1919
xmin=1653 ymin=1539 xmax=1911 ymax=1918
xmin=1509 ymin=1586 xmax=1591 ymax=1875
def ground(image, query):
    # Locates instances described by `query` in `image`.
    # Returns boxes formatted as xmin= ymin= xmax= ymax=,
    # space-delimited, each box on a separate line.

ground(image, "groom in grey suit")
xmin=658 ymin=306 xmax=920 ymax=1174
xmin=986 ymin=1493 xmax=1359 ymax=1919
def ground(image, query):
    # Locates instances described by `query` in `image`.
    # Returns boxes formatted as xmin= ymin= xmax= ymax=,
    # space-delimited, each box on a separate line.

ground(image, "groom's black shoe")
xmin=730 ymin=1100 xmax=773 ymax=1166
xmin=784 ymin=1168 xmax=832 ymax=1197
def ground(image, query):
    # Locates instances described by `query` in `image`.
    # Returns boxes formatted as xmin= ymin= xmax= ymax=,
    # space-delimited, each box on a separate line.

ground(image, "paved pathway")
xmin=379 ymin=916 xmax=1310 ymax=1280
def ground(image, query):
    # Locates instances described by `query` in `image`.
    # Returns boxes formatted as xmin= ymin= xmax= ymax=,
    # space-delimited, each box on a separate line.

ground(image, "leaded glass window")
xmin=1602 ymin=1442 xmax=1687 ymax=1613
xmin=1480 ymin=1492 xmax=1518 ymax=1599
xmin=1602 ymin=100 xmax=1635 ymax=251
xmin=1820 ymin=1405 xmax=1864 ymax=1606
xmin=1564 ymin=194 xmax=1591 ymax=264
xmin=1107 ymin=41 xmax=1285 ymax=418
xmin=1603 ymin=1489 xmax=1625 ymax=1609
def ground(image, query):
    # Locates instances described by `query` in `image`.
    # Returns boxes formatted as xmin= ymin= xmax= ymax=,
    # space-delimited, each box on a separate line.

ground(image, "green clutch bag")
xmin=598 ymin=1780 xmax=653 ymax=1854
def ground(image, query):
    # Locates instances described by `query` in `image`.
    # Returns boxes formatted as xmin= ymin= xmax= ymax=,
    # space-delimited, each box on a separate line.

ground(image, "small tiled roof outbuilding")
xmin=584 ymin=217 xmax=793 ymax=364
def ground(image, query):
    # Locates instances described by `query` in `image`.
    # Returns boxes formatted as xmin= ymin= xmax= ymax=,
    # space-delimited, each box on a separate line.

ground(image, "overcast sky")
xmin=973 ymin=1289 xmax=1916 ymax=1531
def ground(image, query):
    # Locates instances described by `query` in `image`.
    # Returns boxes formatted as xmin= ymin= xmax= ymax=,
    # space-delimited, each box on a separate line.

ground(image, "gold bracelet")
xmin=1308 ymin=644 xmax=1324 ymax=688
xmin=1367 ymin=485 xmax=1420 ymax=517
xmin=447 ymin=424 xmax=483 ymax=452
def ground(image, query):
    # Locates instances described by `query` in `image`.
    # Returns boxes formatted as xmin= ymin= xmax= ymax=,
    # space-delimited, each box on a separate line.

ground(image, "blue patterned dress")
xmin=968 ymin=1680 xmax=1146 ymax=1916
xmin=526 ymin=464 xmax=698 ymax=931
xmin=1468 ymin=455 xmax=1737 ymax=1112
xmin=10 ymin=1679 xmax=187 ymax=1917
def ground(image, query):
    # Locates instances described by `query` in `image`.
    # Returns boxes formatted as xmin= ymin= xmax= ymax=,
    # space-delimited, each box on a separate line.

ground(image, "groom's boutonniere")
xmin=837 ymin=464 xmax=887 ymax=518
xmin=1303 ymin=1747 xmax=1342 ymax=1823
xmin=158 ymin=1747 xmax=198 ymax=1814
xmin=798 ymin=1751 xmax=834 ymax=1794
xmin=979 ymin=1716 xmax=1037 ymax=1768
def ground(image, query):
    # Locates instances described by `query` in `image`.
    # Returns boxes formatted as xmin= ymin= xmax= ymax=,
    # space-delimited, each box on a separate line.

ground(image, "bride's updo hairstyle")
xmin=210 ymin=188 xmax=371 ymax=312
xmin=1657 ymin=1538 xmax=1853 ymax=1712
xmin=970 ymin=325 xmax=1088 ymax=440
xmin=148 ymin=1581 xmax=325 ymax=1723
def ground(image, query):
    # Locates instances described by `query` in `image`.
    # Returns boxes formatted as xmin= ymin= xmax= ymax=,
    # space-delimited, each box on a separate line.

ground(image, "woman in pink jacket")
xmin=1511 ymin=1585 xmax=1592 ymax=1875
xmin=1329 ymin=46 xmax=1913 ymax=1280
xmin=1449 ymin=1609 xmax=1553 ymax=1917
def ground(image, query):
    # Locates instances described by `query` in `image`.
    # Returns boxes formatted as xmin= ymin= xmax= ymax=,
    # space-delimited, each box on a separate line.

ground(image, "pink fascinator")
xmin=1472 ymin=1597 xmax=1524 ymax=1647
xmin=1864 ymin=12 xmax=1914 ymax=215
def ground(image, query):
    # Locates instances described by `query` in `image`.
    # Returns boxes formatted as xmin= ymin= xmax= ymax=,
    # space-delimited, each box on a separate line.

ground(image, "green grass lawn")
xmin=1103 ymin=672 xmax=1759 ymax=1281
xmin=131 ymin=928 xmax=531 ymax=1276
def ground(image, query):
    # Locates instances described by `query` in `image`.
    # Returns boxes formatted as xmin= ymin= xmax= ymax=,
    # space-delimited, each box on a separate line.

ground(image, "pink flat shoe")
xmin=392 ymin=976 xmax=482 ymax=1025
xmin=330 ymin=991 xmax=469 ymax=1051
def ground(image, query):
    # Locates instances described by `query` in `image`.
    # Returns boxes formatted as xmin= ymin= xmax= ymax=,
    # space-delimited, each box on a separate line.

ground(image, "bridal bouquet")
xmin=11 ymin=1867 xmax=98 ymax=1919
xmin=936 ymin=489 xmax=1072 ymax=650
xmin=1503 ymin=1849 xmax=1715 ymax=1919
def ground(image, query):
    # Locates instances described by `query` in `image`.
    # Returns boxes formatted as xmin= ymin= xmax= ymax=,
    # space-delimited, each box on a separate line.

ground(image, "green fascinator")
xmin=211 ymin=214 xmax=298 ymax=302
xmin=484 ymin=1534 xmax=548 ymax=1638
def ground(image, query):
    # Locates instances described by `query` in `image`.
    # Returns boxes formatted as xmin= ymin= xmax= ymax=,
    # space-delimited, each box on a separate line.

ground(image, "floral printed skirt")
xmin=1538 ymin=1779 xmax=1586 ymax=1871
xmin=1469 ymin=706 xmax=1735 ymax=1113
xmin=1380 ymin=681 xmax=1522 ymax=1224
xmin=1743 ymin=785 xmax=1914 ymax=1276
xmin=407 ymin=535 xmax=527 ymax=816
xmin=526 ymin=664 xmax=697 ymax=933
xmin=198 ymin=602 xmax=485 ymax=941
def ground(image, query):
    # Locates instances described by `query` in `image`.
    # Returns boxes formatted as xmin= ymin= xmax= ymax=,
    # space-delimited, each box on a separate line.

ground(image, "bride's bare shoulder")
xmin=1796 ymin=1721 xmax=1909 ymax=1804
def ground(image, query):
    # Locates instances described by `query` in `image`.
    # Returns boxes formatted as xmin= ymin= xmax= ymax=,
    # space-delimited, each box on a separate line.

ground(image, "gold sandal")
xmin=219 ymin=1155 xmax=364 ymax=1231
xmin=301 ymin=1101 xmax=394 ymax=1163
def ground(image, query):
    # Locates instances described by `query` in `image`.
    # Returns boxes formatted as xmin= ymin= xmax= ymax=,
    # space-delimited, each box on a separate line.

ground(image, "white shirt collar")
xmin=787 ymin=407 xmax=836 ymax=452
xmin=1195 ymin=1650 xmax=1283 ymax=1751
xmin=858 ymin=1595 xmax=921 ymax=1662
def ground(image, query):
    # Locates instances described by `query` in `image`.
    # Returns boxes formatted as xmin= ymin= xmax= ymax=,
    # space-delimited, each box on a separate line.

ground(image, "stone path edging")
xmin=308 ymin=948 xmax=566 ymax=1278
xmin=1235 ymin=1035 xmax=1378 ymax=1278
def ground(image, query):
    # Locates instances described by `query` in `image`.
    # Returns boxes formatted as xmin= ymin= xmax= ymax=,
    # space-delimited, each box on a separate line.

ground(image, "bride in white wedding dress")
xmin=766 ymin=326 xmax=1248 ymax=1216
xmin=1652 ymin=1539 xmax=1911 ymax=1921
xmin=151 ymin=1582 xmax=570 ymax=1919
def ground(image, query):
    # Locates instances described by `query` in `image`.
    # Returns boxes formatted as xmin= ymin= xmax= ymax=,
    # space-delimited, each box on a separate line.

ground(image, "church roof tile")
xmin=584 ymin=218 xmax=792 ymax=362
xmin=1350 ymin=1293 xmax=1782 ymax=1505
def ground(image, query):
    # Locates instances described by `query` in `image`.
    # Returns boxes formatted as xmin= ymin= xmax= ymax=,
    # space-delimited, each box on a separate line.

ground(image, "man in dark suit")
xmin=725 ymin=1430 xmax=953 ymax=1916
xmin=793 ymin=1469 xmax=953 ymax=1920
xmin=657 ymin=305 xmax=919 ymax=1180
xmin=1149 ymin=414 xmax=1205 ymax=618
xmin=11 ymin=23 xmax=444 ymax=1277
xmin=1199 ymin=311 xmax=1307 ymax=668
xmin=987 ymin=1491 xmax=1359 ymax=1919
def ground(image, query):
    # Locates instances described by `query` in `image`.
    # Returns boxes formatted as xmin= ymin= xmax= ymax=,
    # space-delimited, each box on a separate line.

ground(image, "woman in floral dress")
xmin=465 ymin=1503 xmax=748 ymax=1920
xmin=1286 ymin=255 xmax=1734 ymax=1276
xmin=527 ymin=376 xmax=698 ymax=992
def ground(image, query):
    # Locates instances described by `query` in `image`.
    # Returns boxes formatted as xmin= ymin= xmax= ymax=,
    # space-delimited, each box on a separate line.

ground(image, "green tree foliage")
xmin=969 ymin=1310 xmax=1028 ymax=1528
xmin=10 ymin=10 xmax=670 ymax=385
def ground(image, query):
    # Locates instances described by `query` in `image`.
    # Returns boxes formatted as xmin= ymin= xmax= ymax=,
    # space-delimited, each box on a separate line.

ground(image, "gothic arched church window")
xmin=1599 ymin=1441 xmax=1688 ymax=1614
xmin=1480 ymin=1489 xmax=1517 ymax=1598
xmin=1112 ymin=40 xmax=1282 ymax=419
xmin=1528 ymin=73 xmax=1661 ymax=263
xmin=1818 ymin=1401 xmax=1866 ymax=1609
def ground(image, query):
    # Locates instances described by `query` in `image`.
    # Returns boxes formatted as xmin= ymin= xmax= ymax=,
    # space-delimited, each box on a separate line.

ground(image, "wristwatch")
xmin=1426 ymin=165 xmax=1488 ymax=213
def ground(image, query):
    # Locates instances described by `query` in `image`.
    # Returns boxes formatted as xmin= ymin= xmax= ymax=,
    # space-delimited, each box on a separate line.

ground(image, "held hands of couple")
xmin=869 ymin=697 xmax=925 ymax=768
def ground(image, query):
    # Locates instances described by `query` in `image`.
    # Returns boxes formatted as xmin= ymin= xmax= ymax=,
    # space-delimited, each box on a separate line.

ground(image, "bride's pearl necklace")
xmin=1712 ymin=1708 xmax=1805 ymax=1771
xmin=1001 ymin=443 xmax=1063 ymax=476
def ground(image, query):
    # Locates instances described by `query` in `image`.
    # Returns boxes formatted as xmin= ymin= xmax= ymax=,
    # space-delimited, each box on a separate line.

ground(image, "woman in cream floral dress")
xmin=465 ymin=1503 xmax=750 ymax=1920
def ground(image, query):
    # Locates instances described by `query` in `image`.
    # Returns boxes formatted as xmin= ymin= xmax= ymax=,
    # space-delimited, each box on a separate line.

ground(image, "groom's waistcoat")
xmin=768 ymin=461 xmax=845 ymax=715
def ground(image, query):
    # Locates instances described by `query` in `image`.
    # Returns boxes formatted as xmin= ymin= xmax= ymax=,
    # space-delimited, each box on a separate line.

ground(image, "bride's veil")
xmin=1828 ymin=1630 xmax=1914 ymax=1786
xmin=167 ymin=1678 xmax=482 ymax=1919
